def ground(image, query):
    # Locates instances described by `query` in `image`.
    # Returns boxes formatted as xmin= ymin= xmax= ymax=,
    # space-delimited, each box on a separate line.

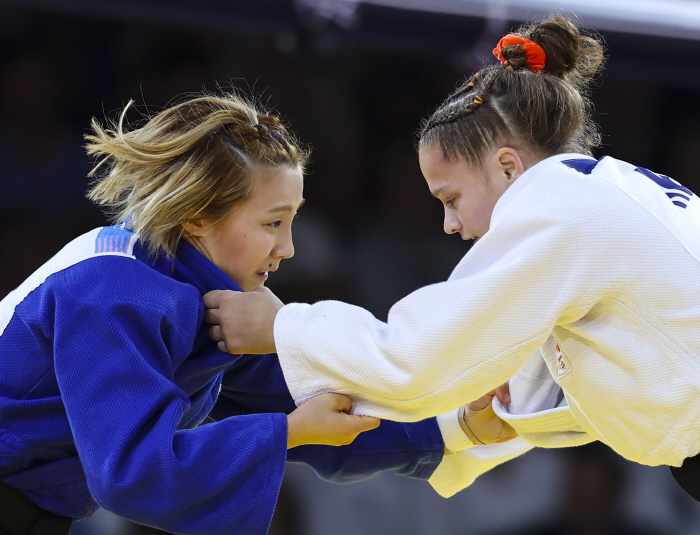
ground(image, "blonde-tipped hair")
xmin=85 ymin=92 xmax=309 ymax=257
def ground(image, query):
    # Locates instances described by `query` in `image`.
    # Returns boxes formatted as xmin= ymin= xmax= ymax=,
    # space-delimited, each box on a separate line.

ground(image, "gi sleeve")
xmin=429 ymin=438 xmax=535 ymax=497
xmin=52 ymin=257 xmax=286 ymax=535
xmin=273 ymin=193 xmax=614 ymax=422
xmin=210 ymin=353 xmax=445 ymax=482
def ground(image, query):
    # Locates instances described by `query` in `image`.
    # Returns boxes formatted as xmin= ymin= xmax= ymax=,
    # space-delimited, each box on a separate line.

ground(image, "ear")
xmin=490 ymin=147 xmax=525 ymax=185
xmin=181 ymin=217 xmax=208 ymax=238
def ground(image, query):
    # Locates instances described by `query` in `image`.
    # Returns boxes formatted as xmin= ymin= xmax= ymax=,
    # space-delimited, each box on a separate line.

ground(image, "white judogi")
xmin=274 ymin=154 xmax=700 ymax=496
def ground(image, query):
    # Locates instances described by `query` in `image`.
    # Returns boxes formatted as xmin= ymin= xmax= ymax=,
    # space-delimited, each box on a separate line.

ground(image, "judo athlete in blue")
xmin=0 ymin=93 xmax=447 ymax=535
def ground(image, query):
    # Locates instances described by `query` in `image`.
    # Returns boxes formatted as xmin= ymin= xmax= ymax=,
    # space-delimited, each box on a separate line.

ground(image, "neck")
xmin=181 ymin=233 xmax=213 ymax=263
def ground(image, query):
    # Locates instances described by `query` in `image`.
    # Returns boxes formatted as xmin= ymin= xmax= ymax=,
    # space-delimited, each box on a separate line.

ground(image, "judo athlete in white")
xmin=204 ymin=17 xmax=700 ymax=501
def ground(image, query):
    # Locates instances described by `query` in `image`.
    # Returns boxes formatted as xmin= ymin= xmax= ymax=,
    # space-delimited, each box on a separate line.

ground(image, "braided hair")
xmin=419 ymin=16 xmax=605 ymax=164
xmin=86 ymin=92 xmax=309 ymax=257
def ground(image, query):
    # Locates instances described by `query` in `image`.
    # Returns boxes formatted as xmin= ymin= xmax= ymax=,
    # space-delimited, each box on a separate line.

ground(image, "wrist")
xmin=458 ymin=404 xmax=487 ymax=446
xmin=268 ymin=304 xmax=283 ymax=354
xmin=437 ymin=408 xmax=476 ymax=452
xmin=286 ymin=413 xmax=300 ymax=449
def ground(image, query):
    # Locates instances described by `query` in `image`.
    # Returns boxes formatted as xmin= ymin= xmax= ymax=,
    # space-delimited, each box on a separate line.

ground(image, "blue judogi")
xmin=0 ymin=225 xmax=443 ymax=535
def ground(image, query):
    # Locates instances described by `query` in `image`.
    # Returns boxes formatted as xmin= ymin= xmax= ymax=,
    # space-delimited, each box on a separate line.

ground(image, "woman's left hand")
xmin=459 ymin=384 xmax=517 ymax=445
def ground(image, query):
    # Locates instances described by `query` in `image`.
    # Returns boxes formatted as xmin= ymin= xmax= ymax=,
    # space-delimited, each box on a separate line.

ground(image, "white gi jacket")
xmin=273 ymin=154 xmax=700 ymax=496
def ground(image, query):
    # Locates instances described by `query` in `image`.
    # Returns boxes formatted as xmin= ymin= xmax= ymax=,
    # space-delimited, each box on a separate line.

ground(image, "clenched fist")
xmin=287 ymin=393 xmax=380 ymax=449
xmin=204 ymin=287 xmax=282 ymax=354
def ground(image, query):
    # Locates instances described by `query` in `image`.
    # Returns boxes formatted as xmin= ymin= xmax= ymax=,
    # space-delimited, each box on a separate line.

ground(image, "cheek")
xmin=460 ymin=197 xmax=481 ymax=222
xmin=210 ymin=230 xmax=249 ymax=268
xmin=475 ymin=191 xmax=500 ymax=230
xmin=238 ymin=233 xmax=273 ymax=262
xmin=461 ymin=195 xmax=491 ymax=232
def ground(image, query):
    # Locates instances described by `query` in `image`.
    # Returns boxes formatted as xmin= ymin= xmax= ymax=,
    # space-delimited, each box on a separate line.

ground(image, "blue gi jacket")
xmin=0 ymin=225 xmax=443 ymax=535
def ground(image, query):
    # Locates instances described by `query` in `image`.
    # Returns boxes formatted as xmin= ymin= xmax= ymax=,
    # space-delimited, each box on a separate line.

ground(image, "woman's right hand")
xmin=204 ymin=287 xmax=283 ymax=355
xmin=286 ymin=393 xmax=380 ymax=449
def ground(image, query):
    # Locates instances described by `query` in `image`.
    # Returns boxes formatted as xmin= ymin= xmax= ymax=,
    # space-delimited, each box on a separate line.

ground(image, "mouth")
xmin=255 ymin=271 xmax=269 ymax=281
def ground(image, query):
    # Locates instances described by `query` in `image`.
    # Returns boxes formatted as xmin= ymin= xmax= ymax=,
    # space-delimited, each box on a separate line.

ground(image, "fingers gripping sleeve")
xmin=52 ymin=260 xmax=287 ymax=535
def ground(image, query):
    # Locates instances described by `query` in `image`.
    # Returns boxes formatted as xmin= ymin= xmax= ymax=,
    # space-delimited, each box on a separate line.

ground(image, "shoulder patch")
xmin=1 ymin=226 xmax=138 ymax=337
xmin=95 ymin=223 xmax=135 ymax=254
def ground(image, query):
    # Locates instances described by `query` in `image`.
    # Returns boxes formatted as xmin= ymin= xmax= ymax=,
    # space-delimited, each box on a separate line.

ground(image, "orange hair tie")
xmin=492 ymin=34 xmax=546 ymax=73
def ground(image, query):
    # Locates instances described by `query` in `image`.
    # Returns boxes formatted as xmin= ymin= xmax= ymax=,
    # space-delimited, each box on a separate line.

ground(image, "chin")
xmin=245 ymin=282 xmax=264 ymax=292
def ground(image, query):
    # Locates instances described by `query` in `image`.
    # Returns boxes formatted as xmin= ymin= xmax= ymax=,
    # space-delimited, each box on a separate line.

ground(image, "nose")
xmin=443 ymin=209 xmax=461 ymax=235
xmin=274 ymin=229 xmax=295 ymax=259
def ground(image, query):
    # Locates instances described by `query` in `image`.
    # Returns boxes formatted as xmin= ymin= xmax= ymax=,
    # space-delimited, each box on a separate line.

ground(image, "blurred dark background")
xmin=2 ymin=0 xmax=700 ymax=533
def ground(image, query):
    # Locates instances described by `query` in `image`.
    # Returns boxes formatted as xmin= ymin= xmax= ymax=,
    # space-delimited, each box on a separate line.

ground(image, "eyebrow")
xmin=267 ymin=199 xmax=306 ymax=213
xmin=430 ymin=186 xmax=447 ymax=198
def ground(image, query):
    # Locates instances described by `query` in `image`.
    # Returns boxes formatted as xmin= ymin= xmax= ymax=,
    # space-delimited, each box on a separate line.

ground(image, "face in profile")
xmin=189 ymin=165 xmax=304 ymax=291
xmin=418 ymin=144 xmax=502 ymax=241
xmin=419 ymin=142 xmax=522 ymax=242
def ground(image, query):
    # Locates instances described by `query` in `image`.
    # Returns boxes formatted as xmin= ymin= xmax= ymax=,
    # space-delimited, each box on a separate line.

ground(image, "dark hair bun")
xmin=518 ymin=16 xmax=605 ymax=89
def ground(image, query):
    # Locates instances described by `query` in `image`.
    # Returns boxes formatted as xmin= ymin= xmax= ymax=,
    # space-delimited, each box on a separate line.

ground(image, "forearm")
xmin=274 ymin=287 xmax=549 ymax=422
xmin=287 ymin=418 xmax=444 ymax=483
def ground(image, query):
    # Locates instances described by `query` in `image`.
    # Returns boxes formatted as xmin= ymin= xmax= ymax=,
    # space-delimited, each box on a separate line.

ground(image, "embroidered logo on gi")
xmin=555 ymin=343 xmax=572 ymax=378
